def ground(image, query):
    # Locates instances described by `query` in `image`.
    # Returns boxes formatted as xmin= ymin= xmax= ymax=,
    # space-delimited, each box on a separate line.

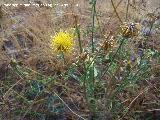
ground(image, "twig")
xmin=110 ymin=0 xmax=123 ymax=23
xmin=106 ymin=0 xmax=124 ymax=25
xmin=136 ymin=109 xmax=160 ymax=112
xmin=3 ymin=64 xmax=26 ymax=99
xmin=53 ymin=91 xmax=86 ymax=120
xmin=3 ymin=79 xmax=22 ymax=99
xmin=119 ymin=87 xmax=148 ymax=120
xmin=125 ymin=0 xmax=130 ymax=21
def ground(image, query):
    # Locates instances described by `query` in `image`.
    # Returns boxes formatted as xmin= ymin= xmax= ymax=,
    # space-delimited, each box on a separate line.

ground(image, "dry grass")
xmin=0 ymin=0 xmax=160 ymax=120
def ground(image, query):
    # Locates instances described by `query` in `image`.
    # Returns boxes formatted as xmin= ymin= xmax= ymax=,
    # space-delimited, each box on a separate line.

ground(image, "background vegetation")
xmin=0 ymin=0 xmax=160 ymax=119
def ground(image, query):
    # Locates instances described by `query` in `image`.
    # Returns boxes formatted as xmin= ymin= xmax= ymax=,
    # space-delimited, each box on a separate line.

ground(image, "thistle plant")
xmin=1 ymin=1 xmax=160 ymax=120
xmin=50 ymin=30 xmax=74 ymax=64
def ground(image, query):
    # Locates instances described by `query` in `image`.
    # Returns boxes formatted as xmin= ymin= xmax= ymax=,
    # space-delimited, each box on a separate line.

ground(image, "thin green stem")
xmin=74 ymin=15 xmax=88 ymax=104
xmin=75 ymin=25 xmax=83 ymax=53
xmin=74 ymin=14 xmax=83 ymax=53
xmin=61 ymin=52 xmax=66 ymax=64
xmin=90 ymin=1 xmax=97 ymax=109
xmin=91 ymin=0 xmax=96 ymax=53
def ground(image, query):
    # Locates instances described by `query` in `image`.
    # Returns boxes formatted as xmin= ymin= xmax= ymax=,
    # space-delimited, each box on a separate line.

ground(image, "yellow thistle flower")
xmin=51 ymin=31 xmax=74 ymax=54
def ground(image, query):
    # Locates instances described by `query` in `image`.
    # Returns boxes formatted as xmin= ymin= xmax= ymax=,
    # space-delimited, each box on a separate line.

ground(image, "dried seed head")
xmin=101 ymin=36 xmax=116 ymax=53
xmin=120 ymin=22 xmax=141 ymax=38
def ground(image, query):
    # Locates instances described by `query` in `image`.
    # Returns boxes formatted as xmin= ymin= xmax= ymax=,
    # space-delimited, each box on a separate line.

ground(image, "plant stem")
xmin=74 ymin=15 xmax=88 ymax=104
xmin=76 ymin=25 xmax=83 ymax=53
xmin=91 ymin=0 xmax=96 ymax=103
xmin=91 ymin=0 xmax=96 ymax=53
xmin=74 ymin=15 xmax=83 ymax=53
xmin=111 ymin=0 xmax=123 ymax=23
xmin=61 ymin=52 xmax=66 ymax=64
xmin=125 ymin=0 xmax=130 ymax=21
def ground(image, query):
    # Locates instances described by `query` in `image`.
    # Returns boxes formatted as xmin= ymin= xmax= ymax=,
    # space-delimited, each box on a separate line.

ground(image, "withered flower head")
xmin=101 ymin=36 xmax=116 ymax=53
xmin=120 ymin=22 xmax=141 ymax=38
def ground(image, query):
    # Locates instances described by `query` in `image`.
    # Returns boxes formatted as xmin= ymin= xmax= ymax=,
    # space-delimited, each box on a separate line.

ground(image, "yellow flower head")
xmin=51 ymin=30 xmax=74 ymax=54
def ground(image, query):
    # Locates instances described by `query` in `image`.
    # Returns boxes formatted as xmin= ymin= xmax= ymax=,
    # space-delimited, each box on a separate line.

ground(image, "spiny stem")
xmin=76 ymin=26 xmax=83 ymax=53
xmin=74 ymin=15 xmax=83 ymax=53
